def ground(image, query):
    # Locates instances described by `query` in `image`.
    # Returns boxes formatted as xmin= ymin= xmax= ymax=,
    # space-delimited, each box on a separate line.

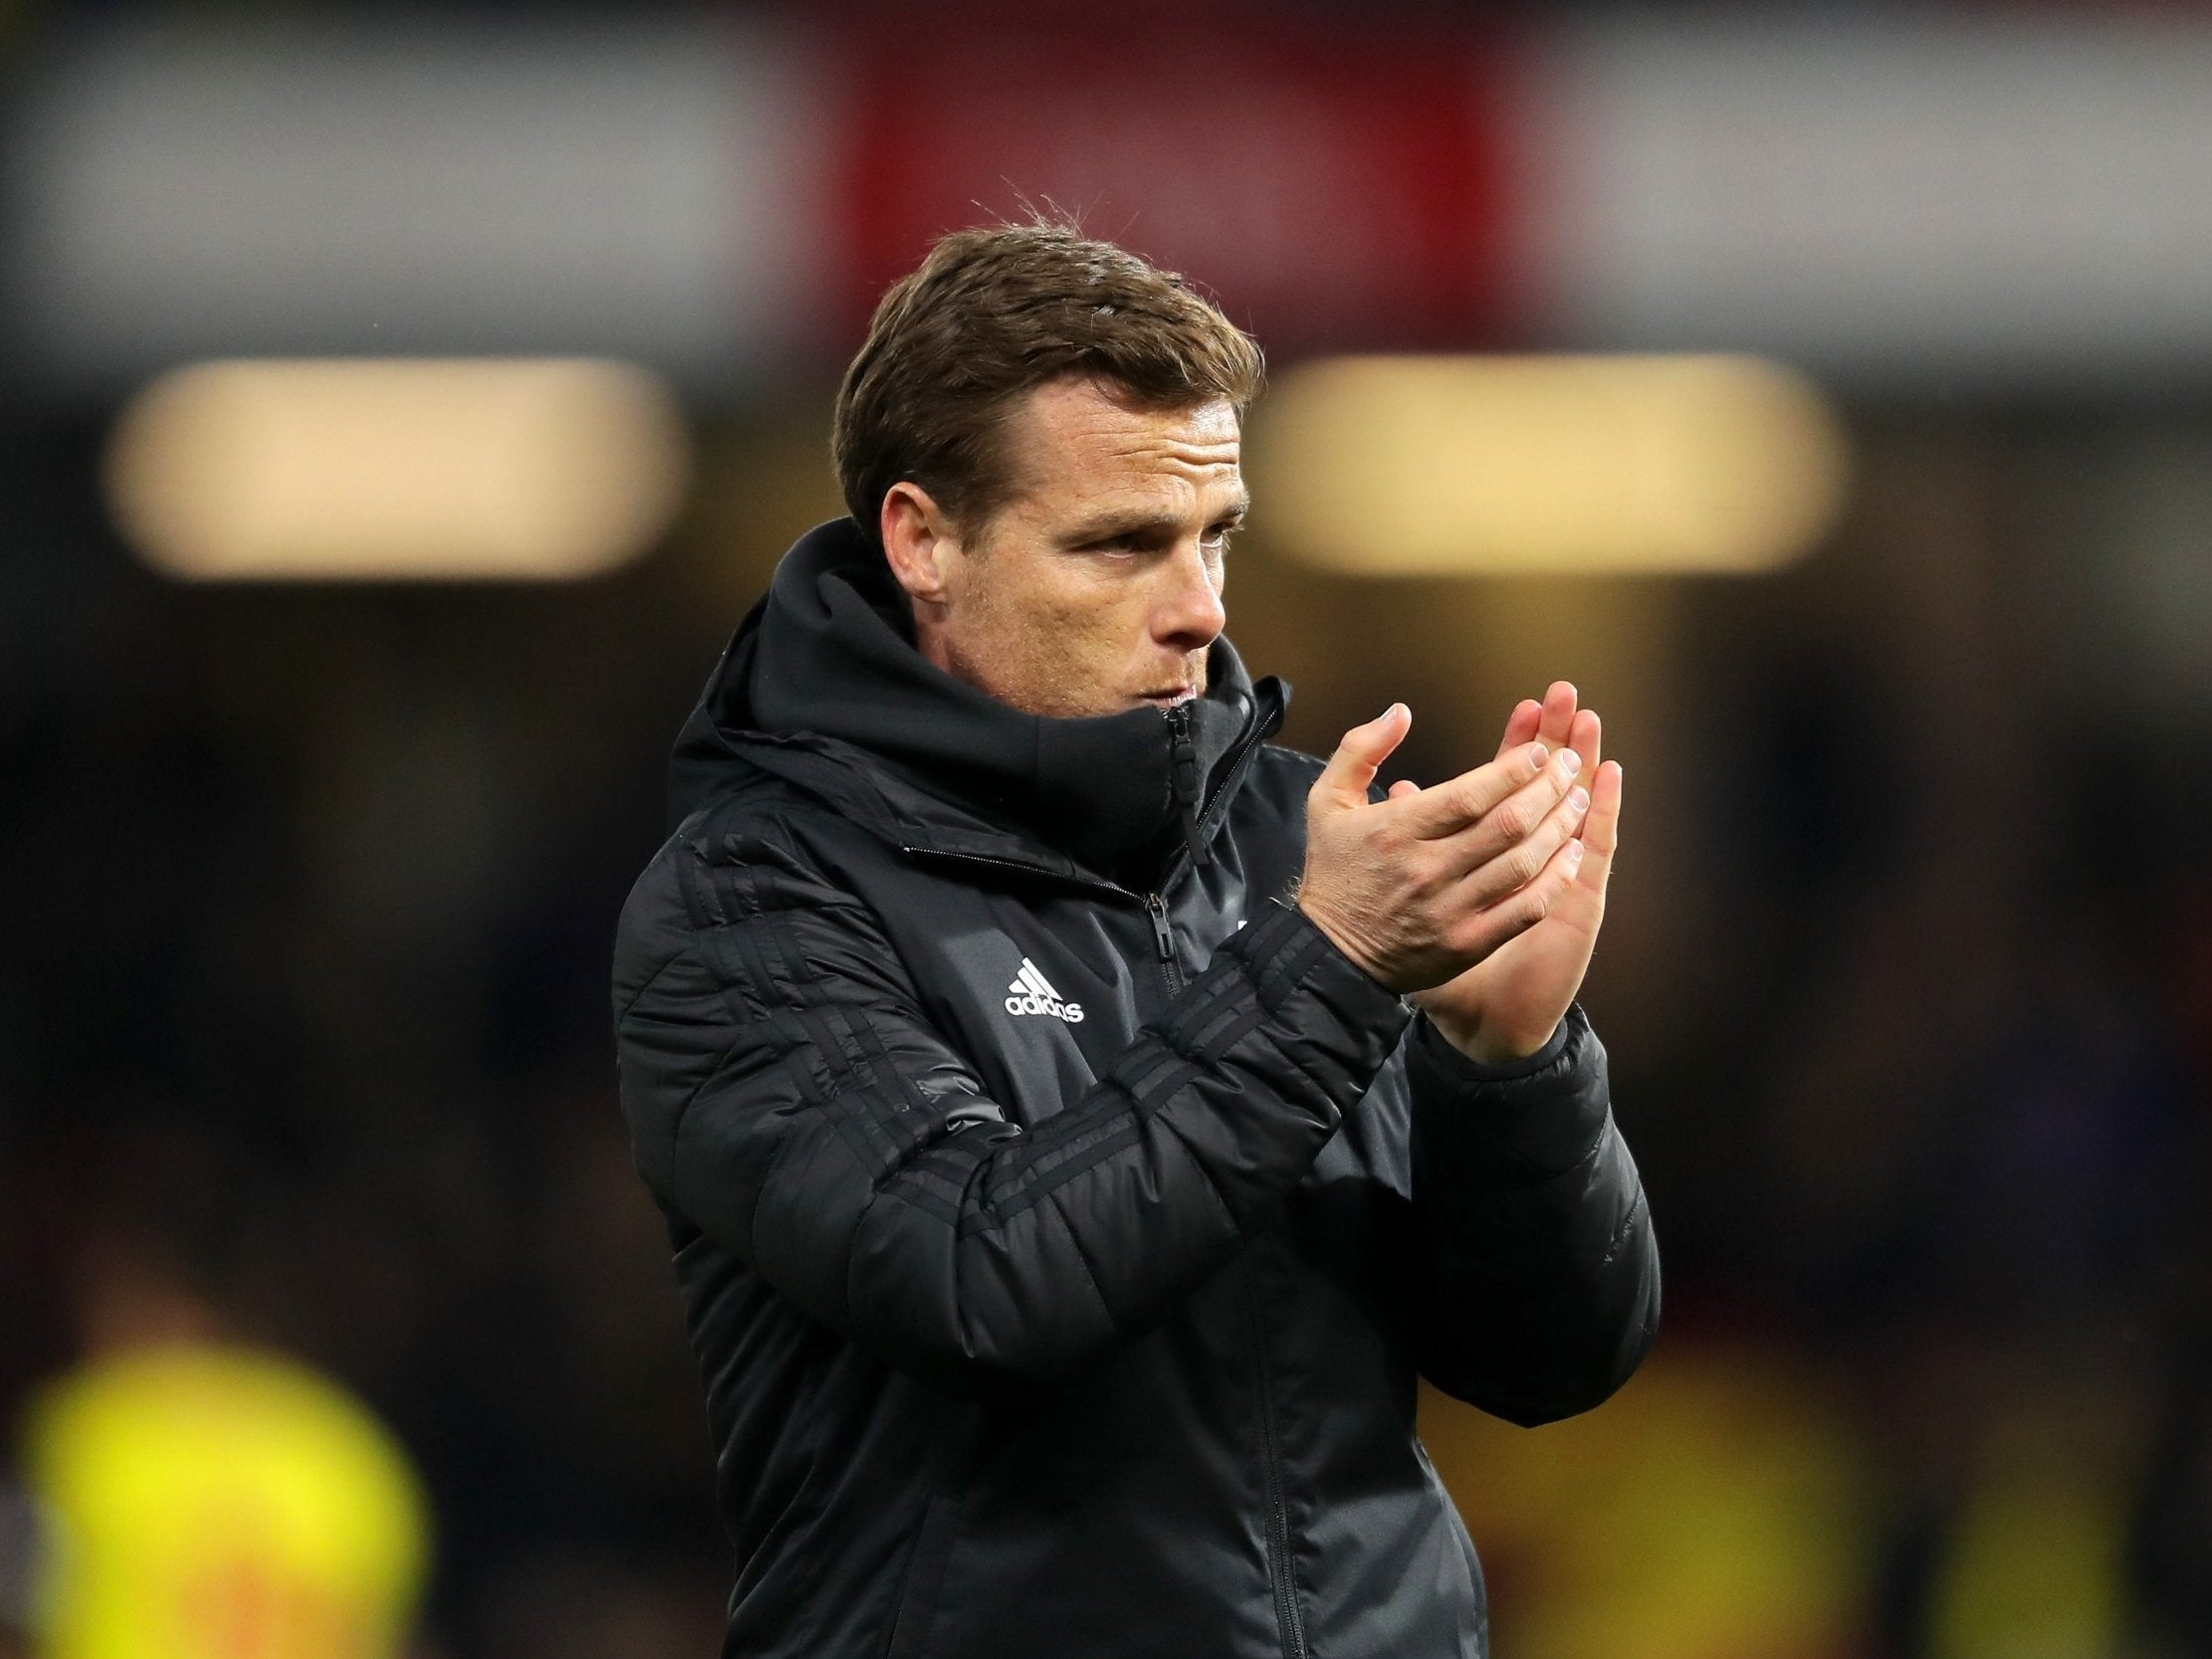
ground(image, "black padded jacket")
xmin=610 ymin=519 xmax=1660 ymax=1659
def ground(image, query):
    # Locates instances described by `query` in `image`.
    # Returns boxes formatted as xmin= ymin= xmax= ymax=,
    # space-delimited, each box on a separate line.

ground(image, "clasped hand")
xmin=1295 ymin=683 xmax=1624 ymax=1067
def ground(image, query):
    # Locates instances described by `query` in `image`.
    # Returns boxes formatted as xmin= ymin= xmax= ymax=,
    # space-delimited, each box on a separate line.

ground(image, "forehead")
xmin=1000 ymin=378 xmax=1241 ymax=509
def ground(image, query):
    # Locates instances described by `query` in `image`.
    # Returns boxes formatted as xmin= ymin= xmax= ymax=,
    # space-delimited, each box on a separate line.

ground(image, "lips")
xmin=1139 ymin=687 xmax=1197 ymax=707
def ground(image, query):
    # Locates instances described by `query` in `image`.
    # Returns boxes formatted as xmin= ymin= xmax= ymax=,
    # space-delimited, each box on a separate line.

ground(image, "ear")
xmin=880 ymin=482 xmax=960 ymax=613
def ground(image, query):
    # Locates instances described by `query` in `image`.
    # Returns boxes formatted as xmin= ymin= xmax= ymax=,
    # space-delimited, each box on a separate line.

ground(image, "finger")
xmin=1387 ymin=778 xmax=1421 ymax=801
xmin=1492 ymin=699 xmax=1543 ymax=761
xmin=1535 ymin=681 xmax=1579 ymax=751
xmin=1448 ymin=765 xmax=1590 ymax=895
xmin=1414 ymin=741 xmax=1582 ymax=852
xmin=1453 ymin=830 xmax=1588 ymax=961
xmin=1572 ymin=759 xmax=1623 ymax=896
xmin=1567 ymin=709 xmax=1601 ymax=781
xmin=1311 ymin=704 xmax=1412 ymax=811
xmin=1398 ymin=737 xmax=1563 ymax=840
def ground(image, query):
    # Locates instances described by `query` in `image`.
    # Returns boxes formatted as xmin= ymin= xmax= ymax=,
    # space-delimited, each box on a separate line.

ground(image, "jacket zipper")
xmin=1165 ymin=690 xmax=1285 ymax=864
xmin=1188 ymin=688 xmax=1285 ymax=851
xmin=1242 ymin=1259 xmax=1309 ymax=1659
xmin=1166 ymin=702 xmax=1209 ymax=867
xmin=1143 ymin=891 xmax=1184 ymax=994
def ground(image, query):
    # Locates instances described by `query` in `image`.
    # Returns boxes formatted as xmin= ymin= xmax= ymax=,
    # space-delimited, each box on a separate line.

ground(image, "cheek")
xmin=958 ymin=560 xmax=1058 ymax=636
xmin=1027 ymin=569 xmax=1147 ymax=643
xmin=965 ymin=558 xmax=1166 ymax=675
xmin=949 ymin=569 xmax=1100 ymax=669
xmin=1034 ymin=601 xmax=1141 ymax=671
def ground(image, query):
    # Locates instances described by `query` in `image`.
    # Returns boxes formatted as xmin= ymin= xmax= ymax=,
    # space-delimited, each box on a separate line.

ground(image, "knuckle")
xmin=1489 ymin=888 xmax=1546 ymax=941
xmin=1493 ymin=904 xmax=1539 ymax=949
xmin=1508 ymin=839 xmax=1550 ymax=887
xmin=1446 ymin=915 xmax=1492 ymax=958
xmin=1462 ymin=857 xmax=1513 ymax=907
xmin=1406 ymin=844 xmax=1450 ymax=899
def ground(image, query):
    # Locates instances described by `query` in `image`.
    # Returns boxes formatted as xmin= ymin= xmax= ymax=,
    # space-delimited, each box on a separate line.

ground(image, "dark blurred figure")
xmin=9 ymin=1126 xmax=431 ymax=1659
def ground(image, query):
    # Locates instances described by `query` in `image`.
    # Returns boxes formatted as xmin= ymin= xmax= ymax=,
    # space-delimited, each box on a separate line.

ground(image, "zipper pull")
xmin=1145 ymin=892 xmax=1176 ymax=964
xmin=1167 ymin=703 xmax=1210 ymax=867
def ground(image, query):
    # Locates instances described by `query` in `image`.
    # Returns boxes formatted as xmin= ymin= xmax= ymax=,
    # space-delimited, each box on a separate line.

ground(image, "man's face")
xmin=888 ymin=378 xmax=1246 ymax=720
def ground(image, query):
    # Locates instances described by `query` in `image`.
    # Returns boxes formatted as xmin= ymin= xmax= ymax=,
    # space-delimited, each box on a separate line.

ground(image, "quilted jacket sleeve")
xmin=1404 ymin=1004 xmax=1660 ymax=1425
xmin=612 ymin=822 xmax=1410 ymax=1388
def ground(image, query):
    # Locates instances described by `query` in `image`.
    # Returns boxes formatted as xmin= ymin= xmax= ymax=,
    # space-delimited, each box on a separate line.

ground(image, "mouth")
xmin=1138 ymin=688 xmax=1198 ymax=708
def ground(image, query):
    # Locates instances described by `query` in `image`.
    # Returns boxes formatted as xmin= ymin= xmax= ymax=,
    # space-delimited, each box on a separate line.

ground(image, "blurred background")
xmin=2 ymin=1 xmax=2209 ymax=1655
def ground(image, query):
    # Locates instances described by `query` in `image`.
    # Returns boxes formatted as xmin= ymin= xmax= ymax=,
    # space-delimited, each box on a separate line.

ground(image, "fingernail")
xmin=1567 ymin=838 xmax=1586 ymax=864
xmin=1528 ymin=743 xmax=1549 ymax=770
xmin=1568 ymin=786 xmax=1590 ymax=814
xmin=1558 ymin=748 xmax=1582 ymax=775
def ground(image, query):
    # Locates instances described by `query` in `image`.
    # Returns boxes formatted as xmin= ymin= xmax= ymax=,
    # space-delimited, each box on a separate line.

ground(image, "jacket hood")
xmin=671 ymin=518 xmax=1284 ymax=885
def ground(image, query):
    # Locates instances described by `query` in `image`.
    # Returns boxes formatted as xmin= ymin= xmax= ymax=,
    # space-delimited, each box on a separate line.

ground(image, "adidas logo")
xmin=1004 ymin=957 xmax=1084 ymax=1024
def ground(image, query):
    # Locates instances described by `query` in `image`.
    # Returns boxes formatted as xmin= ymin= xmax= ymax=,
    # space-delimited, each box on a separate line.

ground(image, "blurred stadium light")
xmin=106 ymin=359 xmax=691 ymax=582
xmin=1249 ymin=355 xmax=1849 ymax=575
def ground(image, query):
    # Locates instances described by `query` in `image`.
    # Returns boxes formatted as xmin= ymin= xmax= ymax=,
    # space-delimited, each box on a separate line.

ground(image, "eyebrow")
xmin=1059 ymin=495 xmax=1251 ymax=547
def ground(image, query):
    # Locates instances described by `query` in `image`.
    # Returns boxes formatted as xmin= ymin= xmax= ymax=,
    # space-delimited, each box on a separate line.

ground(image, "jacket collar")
xmin=670 ymin=518 xmax=1286 ymax=889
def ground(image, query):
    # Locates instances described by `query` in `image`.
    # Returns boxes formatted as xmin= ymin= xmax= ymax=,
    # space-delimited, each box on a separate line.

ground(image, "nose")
xmin=1152 ymin=540 xmax=1226 ymax=655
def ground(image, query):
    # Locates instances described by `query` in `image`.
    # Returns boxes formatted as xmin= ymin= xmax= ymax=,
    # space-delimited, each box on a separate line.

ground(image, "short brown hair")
xmin=833 ymin=218 xmax=1263 ymax=547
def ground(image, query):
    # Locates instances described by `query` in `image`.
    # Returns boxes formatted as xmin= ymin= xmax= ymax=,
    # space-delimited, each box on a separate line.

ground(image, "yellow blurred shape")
xmin=1249 ymin=354 xmax=1850 ymax=575
xmin=107 ymin=358 xmax=691 ymax=581
xmin=24 ymin=1344 xmax=430 ymax=1659
xmin=1927 ymin=1403 xmax=2131 ymax=1659
xmin=1419 ymin=1344 xmax=1875 ymax=1659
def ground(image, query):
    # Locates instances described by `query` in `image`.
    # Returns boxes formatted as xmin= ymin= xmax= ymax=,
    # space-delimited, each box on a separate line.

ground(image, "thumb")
xmin=1312 ymin=704 xmax=1411 ymax=811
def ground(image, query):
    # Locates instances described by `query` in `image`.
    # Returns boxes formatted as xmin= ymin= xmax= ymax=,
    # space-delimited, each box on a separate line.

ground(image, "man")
xmin=611 ymin=220 xmax=1658 ymax=1659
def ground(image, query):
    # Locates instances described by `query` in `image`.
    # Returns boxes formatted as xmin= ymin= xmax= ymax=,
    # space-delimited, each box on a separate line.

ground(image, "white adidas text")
xmin=1004 ymin=957 xmax=1084 ymax=1023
